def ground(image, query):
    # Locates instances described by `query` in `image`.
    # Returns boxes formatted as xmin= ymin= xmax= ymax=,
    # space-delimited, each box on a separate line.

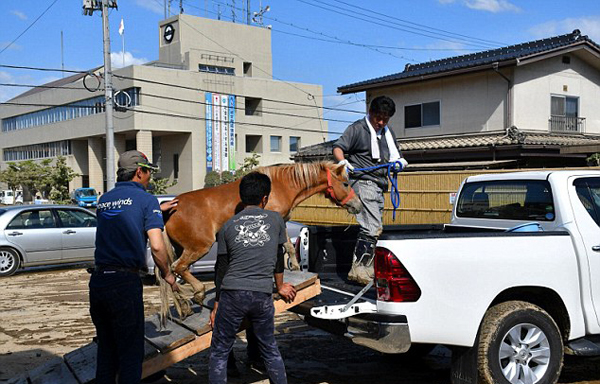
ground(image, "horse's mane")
xmin=259 ymin=161 xmax=338 ymax=189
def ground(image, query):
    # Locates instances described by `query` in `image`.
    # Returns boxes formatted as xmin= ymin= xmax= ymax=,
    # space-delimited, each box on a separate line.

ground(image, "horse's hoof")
xmin=179 ymin=299 xmax=193 ymax=319
xmin=193 ymin=291 xmax=206 ymax=305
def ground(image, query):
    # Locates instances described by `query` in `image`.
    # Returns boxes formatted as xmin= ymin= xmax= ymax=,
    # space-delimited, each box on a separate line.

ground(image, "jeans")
xmin=351 ymin=179 xmax=385 ymax=239
xmin=209 ymin=290 xmax=287 ymax=384
xmin=89 ymin=271 xmax=144 ymax=384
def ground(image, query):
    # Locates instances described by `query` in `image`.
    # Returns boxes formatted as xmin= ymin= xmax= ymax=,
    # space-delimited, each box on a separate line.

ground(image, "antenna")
xmin=231 ymin=0 xmax=236 ymax=23
xmin=61 ymin=30 xmax=64 ymax=78
xmin=252 ymin=1 xmax=269 ymax=27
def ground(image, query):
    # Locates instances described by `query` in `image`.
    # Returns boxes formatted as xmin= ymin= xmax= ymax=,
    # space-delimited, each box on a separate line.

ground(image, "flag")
xmin=118 ymin=18 xmax=124 ymax=36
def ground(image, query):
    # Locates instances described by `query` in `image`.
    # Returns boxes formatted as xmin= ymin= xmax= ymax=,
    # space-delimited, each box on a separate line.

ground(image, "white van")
xmin=1 ymin=190 xmax=23 ymax=205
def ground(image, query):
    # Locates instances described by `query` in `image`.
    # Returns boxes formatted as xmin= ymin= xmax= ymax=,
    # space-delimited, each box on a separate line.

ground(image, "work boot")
xmin=347 ymin=237 xmax=376 ymax=285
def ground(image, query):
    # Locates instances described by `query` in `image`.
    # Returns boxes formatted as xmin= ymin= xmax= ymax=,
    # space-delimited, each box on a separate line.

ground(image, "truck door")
xmin=572 ymin=177 xmax=600 ymax=326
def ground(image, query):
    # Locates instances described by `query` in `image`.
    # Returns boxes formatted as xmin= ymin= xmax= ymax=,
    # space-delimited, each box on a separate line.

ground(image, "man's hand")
xmin=162 ymin=271 xmax=180 ymax=293
xmin=338 ymin=159 xmax=354 ymax=173
xmin=209 ymin=302 xmax=219 ymax=329
xmin=278 ymin=283 xmax=297 ymax=303
xmin=393 ymin=158 xmax=409 ymax=172
xmin=160 ymin=198 xmax=178 ymax=212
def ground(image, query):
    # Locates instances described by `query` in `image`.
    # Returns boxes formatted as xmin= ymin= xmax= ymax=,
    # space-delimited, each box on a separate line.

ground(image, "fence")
xmin=290 ymin=167 xmax=599 ymax=226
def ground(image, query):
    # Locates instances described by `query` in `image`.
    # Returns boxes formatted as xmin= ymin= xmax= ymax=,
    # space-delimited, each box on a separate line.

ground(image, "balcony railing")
xmin=549 ymin=115 xmax=586 ymax=133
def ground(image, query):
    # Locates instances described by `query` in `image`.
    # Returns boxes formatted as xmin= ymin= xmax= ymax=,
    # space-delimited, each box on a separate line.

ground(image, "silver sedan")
xmin=0 ymin=205 xmax=97 ymax=277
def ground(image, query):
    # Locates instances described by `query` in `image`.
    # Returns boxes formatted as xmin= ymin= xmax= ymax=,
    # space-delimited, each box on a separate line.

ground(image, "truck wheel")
xmin=0 ymin=248 xmax=21 ymax=277
xmin=478 ymin=301 xmax=563 ymax=384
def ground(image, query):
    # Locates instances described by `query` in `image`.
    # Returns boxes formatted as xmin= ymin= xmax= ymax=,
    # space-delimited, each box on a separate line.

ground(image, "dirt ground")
xmin=2 ymin=267 xmax=600 ymax=384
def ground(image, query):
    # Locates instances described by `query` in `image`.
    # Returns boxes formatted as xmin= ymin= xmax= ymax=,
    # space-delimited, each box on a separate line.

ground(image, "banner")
xmin=228 ymin=95 xmax=236 ymax=170
xmin=212 ymin=94 xmax=221 ymax=172
xmin=205 ymin=93 xmax=213 ymax=172
xmin=221 ymin=95 xmax=229 ymax=173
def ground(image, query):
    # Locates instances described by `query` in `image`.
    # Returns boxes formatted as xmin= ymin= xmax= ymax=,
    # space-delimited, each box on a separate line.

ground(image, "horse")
xmin=160 ymin=161 xmax=362 ymax=317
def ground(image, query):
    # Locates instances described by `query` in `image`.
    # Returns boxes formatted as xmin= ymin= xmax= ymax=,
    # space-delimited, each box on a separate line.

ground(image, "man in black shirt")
xmin=208 ymin=172 xmax=296 ymax=384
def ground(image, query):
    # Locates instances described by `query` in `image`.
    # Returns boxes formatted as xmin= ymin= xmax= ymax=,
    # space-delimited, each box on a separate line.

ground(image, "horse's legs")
xmin=173 ymin=250 xmax=207 ymax=305
xmin=284 ymin=232 xmax=300 ymax=271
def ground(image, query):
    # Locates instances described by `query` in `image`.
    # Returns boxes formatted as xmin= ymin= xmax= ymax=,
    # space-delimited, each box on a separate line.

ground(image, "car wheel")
xmin=0 ymin=248 xmax=21 ymax=277
xmin=478 ymin=301 xmax=563 ymax=384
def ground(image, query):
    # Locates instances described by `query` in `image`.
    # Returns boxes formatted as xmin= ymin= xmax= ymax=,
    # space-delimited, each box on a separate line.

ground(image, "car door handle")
xmin=592 ymin=246 xmax=600 ymax=252
xmin=8 ymin=231 xmax=23 ymax=236
xmin=63 ymin=230 xmax=77 ymax=235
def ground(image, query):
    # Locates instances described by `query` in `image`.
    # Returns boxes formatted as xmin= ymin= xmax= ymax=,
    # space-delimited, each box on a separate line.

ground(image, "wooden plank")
xmin=64 ymin=342 xmax=96 ymax=384
xmin=169 ymin=303 xmax=212 ymax=336
xmin=141 ymin=278 xmax=322 ymax=380
xmin=29 ymin=357 xmax=79 ymax=384
xmin=144 ymin=314 xmax=196 ymax=353
xmin=144 ymin=340 xmax=160 ymax=360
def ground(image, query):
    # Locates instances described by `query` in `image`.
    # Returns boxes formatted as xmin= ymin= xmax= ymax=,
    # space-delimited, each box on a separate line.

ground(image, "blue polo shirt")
xmin=94 ymin=181 xmax=164 ymax=269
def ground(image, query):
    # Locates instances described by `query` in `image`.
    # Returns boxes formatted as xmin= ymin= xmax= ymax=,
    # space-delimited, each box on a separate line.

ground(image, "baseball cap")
xmin=118 ymin=150 xmax=159 ymax=173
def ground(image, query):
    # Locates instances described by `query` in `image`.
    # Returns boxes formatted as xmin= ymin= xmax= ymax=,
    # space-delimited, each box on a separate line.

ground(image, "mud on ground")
xmin=2 ymin=268 xmax=600 ymax=383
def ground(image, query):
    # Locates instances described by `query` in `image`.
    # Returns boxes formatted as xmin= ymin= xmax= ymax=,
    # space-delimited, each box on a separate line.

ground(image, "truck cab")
xmin=71 ymin=188 xmax=98 ymax=208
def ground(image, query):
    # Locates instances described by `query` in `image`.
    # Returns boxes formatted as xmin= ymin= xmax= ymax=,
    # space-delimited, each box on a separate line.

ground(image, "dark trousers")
xmin=209 ymin=290 xmax=287 ymax=384
xmin=89 ymin=271 xmax=144 ymax=384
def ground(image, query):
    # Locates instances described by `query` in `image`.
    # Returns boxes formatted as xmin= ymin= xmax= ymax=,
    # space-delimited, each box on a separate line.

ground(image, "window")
xmin=574 ymin=178 xmax=600 ymax=226
xmin=243 ymin=62 xmax=252 ymax=77
xmin=57 ymin=209 xmax=97 ymax=228
xmin=199 ymin=64 xmax=235 ymax=76
xmin=173 ymin=154 xmax=179 ymax=179
xmin=245 ymin=97 xmax=262 ymax=116
xmin=246 ymin=135 xmax=262 ymax=153
xmin=550 ymin=95 xmax=579 ymax=132
xmin=270 ymin=136 xmax=282 ymax=152
xmin=456 ymin=180 xmax=554 ymax=221
xmin=289 ymin=136 xmax=301 ymax=152
xmin=3 ymin=140 xmax=72 ymax=161
xmin=7 ymin=210 xmax=56 ymax=229
xmin=405 ymin=101 xmax=440 ymax=128
xmin=1 ymin=87 xmax=140 ymax=132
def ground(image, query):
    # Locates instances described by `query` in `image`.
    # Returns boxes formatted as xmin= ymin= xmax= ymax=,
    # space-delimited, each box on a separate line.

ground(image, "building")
xmin=0 ymin=14 xmax=327 ymax=194
xmin=296 ymin=30 xmax=600 ymax=169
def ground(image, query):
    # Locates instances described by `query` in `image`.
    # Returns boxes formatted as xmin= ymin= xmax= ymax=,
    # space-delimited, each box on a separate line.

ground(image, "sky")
xmin=1 ymin=0 xmax=599 ymax=138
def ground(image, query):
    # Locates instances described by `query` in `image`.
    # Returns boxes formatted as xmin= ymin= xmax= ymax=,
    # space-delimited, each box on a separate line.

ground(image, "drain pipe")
xmin=493 ymin=62 xmax=512 ymax=129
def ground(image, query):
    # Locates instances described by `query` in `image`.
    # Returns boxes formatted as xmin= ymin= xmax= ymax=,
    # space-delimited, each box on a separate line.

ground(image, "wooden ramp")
xmin=10 ymin=271 xmax=320 ymax=384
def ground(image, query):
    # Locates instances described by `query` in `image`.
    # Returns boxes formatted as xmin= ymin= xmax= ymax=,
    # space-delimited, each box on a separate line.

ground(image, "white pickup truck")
xmin=296 ymin=170 xmax=600 ymax=384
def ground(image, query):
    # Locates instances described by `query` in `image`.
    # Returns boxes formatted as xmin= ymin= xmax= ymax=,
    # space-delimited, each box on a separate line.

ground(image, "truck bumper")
xmin=346 ymin=313 xmax=411 ymax=354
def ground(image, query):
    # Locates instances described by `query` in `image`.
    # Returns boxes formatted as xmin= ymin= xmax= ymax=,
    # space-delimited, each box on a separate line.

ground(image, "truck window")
xmin=456 ymin=180 xmax=554 ymax=221
xmin=574 ymin=178 xmax=600 ymax=226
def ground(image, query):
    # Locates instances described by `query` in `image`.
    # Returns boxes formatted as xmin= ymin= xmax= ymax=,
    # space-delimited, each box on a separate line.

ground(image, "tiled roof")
xmin=293 ymin=131 xmax=600 ymax=160
xmin=339 ymin=30 xmax=600 ymax=94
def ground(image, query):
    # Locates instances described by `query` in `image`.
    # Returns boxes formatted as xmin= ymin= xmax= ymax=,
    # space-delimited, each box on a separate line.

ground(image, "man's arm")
xmin=147 ymin=228 xmax=179 ymax=292
xmin=274 ymin=244 xmax=296 ymax=302
xmin=209 ymin=253 xmax=229 ymax=329
xmin=333 ymin=147 xmax=345 ymax=162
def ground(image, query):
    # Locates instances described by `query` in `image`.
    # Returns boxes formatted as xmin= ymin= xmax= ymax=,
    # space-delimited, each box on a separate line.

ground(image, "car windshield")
xmin=79 ymin=189 xmax=97 ymax=197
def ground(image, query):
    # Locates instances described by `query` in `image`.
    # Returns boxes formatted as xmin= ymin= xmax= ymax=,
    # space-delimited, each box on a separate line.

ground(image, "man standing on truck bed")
xmin=333 ymin=96 xmax=407 ymax=284
xmin=89 ymin=150 xmax=179 ymax=384
xmin=208 ymin=171 xmax=296 ymax=384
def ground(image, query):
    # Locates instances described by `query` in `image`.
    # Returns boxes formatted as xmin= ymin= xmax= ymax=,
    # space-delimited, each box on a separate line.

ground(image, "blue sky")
xmin=1 ymin=0 xmax=599 ymax=137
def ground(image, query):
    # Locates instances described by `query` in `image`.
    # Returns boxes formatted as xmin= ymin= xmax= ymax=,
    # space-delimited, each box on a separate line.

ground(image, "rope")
xmin=351 ymin=161 xmax=404 ymax=221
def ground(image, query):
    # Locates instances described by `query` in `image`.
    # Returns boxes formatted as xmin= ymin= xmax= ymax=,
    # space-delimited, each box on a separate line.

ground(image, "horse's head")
xmin=323 ymin=163 xmax=362 ymax=214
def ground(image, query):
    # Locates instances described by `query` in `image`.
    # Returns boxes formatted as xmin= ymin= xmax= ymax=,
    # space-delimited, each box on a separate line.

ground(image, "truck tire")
xmin=478 ymin=301 xmax=563 ymax=384
xmin=0 ymin=248 xmax=21 ymax=277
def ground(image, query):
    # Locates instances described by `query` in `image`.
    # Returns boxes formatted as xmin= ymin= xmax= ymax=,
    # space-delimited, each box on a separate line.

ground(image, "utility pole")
xmin=83 ymin=0 xmax=118 ymax=191
xmin=247 ymin=0 xmax=251 ymax=25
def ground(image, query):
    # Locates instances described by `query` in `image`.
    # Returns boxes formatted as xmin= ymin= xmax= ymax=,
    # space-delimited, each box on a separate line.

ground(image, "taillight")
xmin=375 ymin=247 xmax=421 ymax=302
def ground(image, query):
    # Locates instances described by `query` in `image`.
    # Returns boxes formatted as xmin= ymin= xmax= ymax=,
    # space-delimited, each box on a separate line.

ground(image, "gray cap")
xmin=117 ymin=150 xmax=158 ymax=172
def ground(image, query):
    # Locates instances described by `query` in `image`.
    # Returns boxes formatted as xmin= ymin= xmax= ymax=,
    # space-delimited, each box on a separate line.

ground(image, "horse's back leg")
xmin=173 ymin=249 xmax=209 ymax=305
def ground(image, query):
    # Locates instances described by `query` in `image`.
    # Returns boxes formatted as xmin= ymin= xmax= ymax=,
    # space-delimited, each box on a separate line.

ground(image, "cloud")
xmin=134 ymin=0 xmax=163 ymax=15
xmin=111 ymin=51 xmax=149 ymax=68
xmin=11 ymin=10 xmax=27 ymax=20
xmin=439 ymin=0 xmax=520 ymax=13
xmin=529 ymin=16 xmax=600 ymax=42
xmin=0 ymin=42 xmax=22 ymax=52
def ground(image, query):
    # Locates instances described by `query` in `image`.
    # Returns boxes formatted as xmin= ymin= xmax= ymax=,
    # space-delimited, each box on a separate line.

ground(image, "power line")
xmin=295 ymin=0 xmax=497 ymax=50
xmin=0 ymin=0 xmax=61 ymax=56
xmin=0 ymin=64 xmax=365 ymax=115
xmin=0 ymin=101 xmax=347 ymax=135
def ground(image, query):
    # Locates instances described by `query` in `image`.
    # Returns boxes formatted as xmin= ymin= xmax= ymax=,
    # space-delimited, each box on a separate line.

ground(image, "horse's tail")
xmin=156 ymin=226 xmax=189 ymax=326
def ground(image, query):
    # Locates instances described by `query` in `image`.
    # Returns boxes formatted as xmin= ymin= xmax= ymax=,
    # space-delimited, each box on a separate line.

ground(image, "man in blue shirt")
xmin=89 ymin=150 xmax=179 ymax=384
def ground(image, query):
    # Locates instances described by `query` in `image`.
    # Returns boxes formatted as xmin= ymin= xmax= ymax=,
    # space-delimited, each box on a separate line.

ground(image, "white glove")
xmin=392 ymin=158 xmax=409 ymax=172
xmin=338 ymin=159 xmax=354 ymax=173
xmin=399 ymin=158 xmax=408 ymax=169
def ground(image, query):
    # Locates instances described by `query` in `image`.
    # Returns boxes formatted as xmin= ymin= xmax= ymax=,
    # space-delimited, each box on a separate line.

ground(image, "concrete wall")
xmin=513 ymin=52 xmax=600 ymax=133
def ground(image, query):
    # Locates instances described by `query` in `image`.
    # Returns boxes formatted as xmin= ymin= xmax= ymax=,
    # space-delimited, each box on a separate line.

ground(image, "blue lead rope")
xmin=351 ymin=161 xmax=404 ymax=221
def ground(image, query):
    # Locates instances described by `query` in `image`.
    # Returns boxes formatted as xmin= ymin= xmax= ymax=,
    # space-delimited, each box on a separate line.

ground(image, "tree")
xmin=48 ymin=157 xmax=79 ymax=204
xmin=203 ymin=153 xmax=262 ymax=187
xmin=587 ymin=153 xmax=600 ymax=166
xmin=148 ymin=177 xmax=178 ymax=195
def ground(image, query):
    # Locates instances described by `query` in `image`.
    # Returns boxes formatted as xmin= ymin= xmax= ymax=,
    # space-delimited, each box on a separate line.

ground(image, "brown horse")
xmin=162 ymin=161 xmax=361 ymax=316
